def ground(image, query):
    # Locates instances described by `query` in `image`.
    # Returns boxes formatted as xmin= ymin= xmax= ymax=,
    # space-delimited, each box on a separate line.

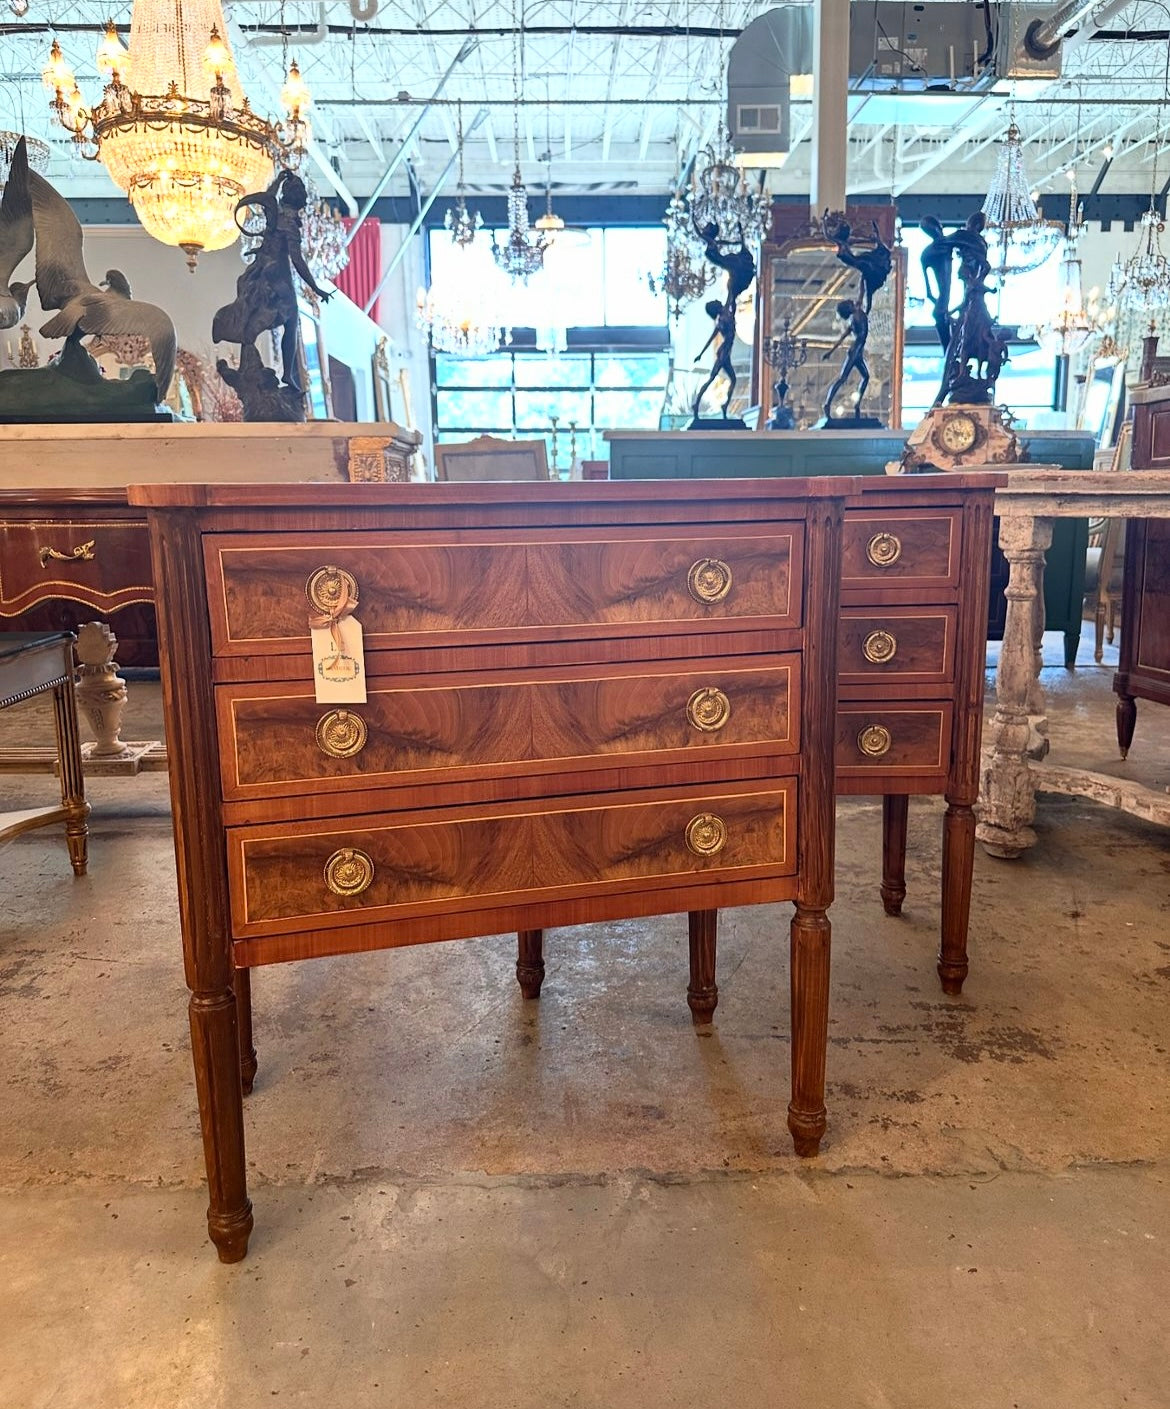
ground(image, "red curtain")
xmin=336 ymin=218 xmax=383 ymax=324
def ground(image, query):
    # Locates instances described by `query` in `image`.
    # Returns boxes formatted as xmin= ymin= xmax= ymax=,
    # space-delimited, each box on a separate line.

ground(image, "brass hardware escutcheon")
xmin=39 ymin=539 xmax=96 ymax=568
xmin=866 ymin=532 xmax=902 ymax=568
xmin=857 ymin=724 xmax=893 ymax=758
xmin=316 ymin=708 xmax=368 ymax=759
xmin=862 ymin=629 xmax=898 ymax=664
xmin=685 ymin=812 xmax=728 ymax=857
xmin=324 ymin=847 xmax=374 ymax=897
xmin=686 ymin=686 xmax=732 ymax=732
xmin=306 ymin=565 xmax=358 ymax=616
xmin=687 ymin=557 xmax=733 ymax=604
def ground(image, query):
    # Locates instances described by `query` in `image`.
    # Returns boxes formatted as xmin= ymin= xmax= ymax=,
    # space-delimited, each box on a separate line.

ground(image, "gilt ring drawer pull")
xmin=685 ymin=812 xmax=728 ymax=857
xmin=862 ymin=629 xmax=898 ymax=664
xmin=39 ymin=540 xmax=96 ymax=568
xmin=686 ymin=687 xmax=732 ymax=732
xmin=866 ymin=532 xmax=902 ymax=568
xmin=687 ymin=557 xmax=733 ymax=604
xmin=306 ymin=565 xmax=359 ymax=617
xmin=857 ymin=724 xmax=893 ymax=759
xmin=316 ymin=708 xmax=368 ymax=759
xmin=324 ymin=847 xmax=374 ymax=897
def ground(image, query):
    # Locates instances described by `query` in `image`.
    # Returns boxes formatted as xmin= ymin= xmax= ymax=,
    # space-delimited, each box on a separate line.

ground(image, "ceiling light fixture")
xmin=492 ymin=2 xmax=549 ymax=284
xmin=647 ymin=190 xmax=717 ymax=323
xmin=44 ymin=3 xmax=312 ymax=270
xmin=980 ymin=109 xmax=1062 ymax=279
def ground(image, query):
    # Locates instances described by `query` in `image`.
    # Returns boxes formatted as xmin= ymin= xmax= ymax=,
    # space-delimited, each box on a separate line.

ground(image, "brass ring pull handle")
xmin=324 ymin=847 xmax=374 ymax=897
xmin=306 ymin=565 xmax=359 ymax=618
xmin=865 ymin=532 xmax=902 ymax=568
xmin=862 ymin=629 xmax=898 ymax=664
xmin=685 ymin=812 xmax=728 ymax=857
xmin=686 ymin=686 xmax=732 ymax=732
xmin=316 ymin=708 xmax=368 ymax=759
xmin=857 ymin=724 xmax=893 ymax=759
xmin=687 ymin=557 xmax=733 ymax=604
xmin=39 ymin=540 xmax=96 ymax=568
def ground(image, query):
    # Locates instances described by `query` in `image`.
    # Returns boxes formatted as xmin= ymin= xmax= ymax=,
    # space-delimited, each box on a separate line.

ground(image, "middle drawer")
xmin=216 ymin=656 xmax=801 ymax=801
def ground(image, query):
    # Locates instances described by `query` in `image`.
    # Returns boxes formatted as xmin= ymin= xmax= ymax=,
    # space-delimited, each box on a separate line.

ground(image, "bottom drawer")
xmin=227 ymin=781 xmax=798 ymax=939
xmin=835 ymin=703 xmax=951 ymax=779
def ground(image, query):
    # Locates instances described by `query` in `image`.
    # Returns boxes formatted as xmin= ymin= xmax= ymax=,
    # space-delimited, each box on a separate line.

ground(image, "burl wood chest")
xmin=130 ymin=479 xmax=858 ymax=1261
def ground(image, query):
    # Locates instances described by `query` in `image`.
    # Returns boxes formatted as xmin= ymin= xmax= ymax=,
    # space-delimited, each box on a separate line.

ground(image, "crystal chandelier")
xmin=647 ymin=191 xmax=717 ymax=322
xmin=1027 ymin=179 xmax=1101 ymax=355
xmin=1108 ymin=204 xmax=1170 ymax=322
xmin=980 ymin=112 xmax=1062 ymax=279
xmin=492 ymin=9 xmax=549 ymax=284
xmin=688 ymin=122 xmax=770 ymax=249
xmin=44 ymin=3 xmax=311 ymax=270
xmin=444 ymin=102 xmax=482 ymax=250
xmin=0 ymin=132 xmax=49 ymax=188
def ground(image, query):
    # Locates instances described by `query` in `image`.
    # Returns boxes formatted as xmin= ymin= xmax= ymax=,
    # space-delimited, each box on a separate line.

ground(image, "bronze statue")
xmin=695 ymin=220 xmax=757 ymax=314
xmin=692 ymin=298 xmax=738 ymax=421
xmin=821 ymin=299 xmax=870 ymax=421
xmin=212 ymin=169 xmax=332 ymax=421
xmin=933 ymin=211 xmax=1009 ymax=406
xmin=824 ymin=214 xmax=892 ymax=313
xmin=919 ymin=215 xmax=953 ymax=353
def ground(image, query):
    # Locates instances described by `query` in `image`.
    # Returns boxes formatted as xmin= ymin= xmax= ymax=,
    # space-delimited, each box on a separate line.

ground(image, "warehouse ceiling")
xmin=2 ymin=0 xmax=1170 ymax=211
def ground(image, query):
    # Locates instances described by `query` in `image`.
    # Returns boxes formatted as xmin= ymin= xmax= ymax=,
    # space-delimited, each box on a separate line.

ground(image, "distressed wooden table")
xmin=978 ymin=468 xmax=1170 ymax=858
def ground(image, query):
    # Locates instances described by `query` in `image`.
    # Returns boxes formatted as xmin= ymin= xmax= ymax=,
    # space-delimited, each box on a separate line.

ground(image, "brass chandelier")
xmin=44 ymin=0 xmax=312 ymax=270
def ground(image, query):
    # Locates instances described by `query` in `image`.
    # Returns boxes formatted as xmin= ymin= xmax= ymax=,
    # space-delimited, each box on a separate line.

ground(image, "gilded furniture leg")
xmin=880 ymin=794 xmax=908 ymax=916
xmin=686 ymin=909 xmax=718 ymax=1025
xmin=977 ymin=514 xmax=1053 ymax=859
xmin=516 ymin=930 xmax=545 ymax=998
xmin=234 ymin=965 xmax=257 ymax=1095
xmin=787 ymin=904 xmax=831 ymax=1157
xmin=50 ymin=676 xmax=89 ymax=876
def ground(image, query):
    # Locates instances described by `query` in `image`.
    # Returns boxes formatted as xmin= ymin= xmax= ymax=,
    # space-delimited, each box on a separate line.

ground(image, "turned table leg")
xmin=686 ymin=909 xmax=718 ymax=1025
xmin=787 ymin=903 xmax=831 ymax=1157
xmin=939 ymin=797 xmax=975 ymax=994
xmin=977 ymin=513 xmax=1053 ymax=859
xmin=1116 ymin=693 xmax=1138 ymax=759
xmin=234 ymin=965 xmax=258 ymax=1095
xmin=516 ymin=930 xmax=545 ymax=998
xmin=50 ymin=675 xmax=89 ymax=876
xmin=880 ymin=795 xmax=908 ymax=916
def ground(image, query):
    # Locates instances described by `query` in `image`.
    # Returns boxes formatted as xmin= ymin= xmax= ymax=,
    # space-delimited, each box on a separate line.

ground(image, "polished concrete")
xmin=1 ymin=626 xmax=1168 ymax=1408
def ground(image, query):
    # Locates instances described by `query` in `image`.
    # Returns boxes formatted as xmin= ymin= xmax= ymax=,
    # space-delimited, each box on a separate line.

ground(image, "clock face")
xmin=939 ymin=413 xmax=979 ymax=454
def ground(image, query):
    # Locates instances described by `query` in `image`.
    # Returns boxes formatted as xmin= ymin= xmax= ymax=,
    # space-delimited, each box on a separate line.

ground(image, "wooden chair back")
xmin=433 ymin=434 xmax=550 ymax=482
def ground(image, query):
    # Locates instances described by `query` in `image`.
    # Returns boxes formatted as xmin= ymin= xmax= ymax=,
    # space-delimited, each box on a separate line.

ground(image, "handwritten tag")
xmin=311 ymin=614 xmax=367 ymax=705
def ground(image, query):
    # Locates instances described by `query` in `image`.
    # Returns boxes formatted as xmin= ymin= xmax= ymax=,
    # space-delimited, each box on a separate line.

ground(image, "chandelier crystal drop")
xmin=980 ymin=115 xmax=1062 ymax=279
xmin=44 ymin=2 xmax=312 ymax=270
xmin=0 ymin=131 xmax=49 ymax=188
xmin=647 ymin=192 xmax=717 ymax=322
xmin=688 ymin=122 xmax=770 ymax=249
xmin=444 ymin=102 xmax=483 ymax=250
xmin=1026 ymin=179 xmax=1105 ymax=355
xmin=416 ymin=248 xmax=508 ymax=357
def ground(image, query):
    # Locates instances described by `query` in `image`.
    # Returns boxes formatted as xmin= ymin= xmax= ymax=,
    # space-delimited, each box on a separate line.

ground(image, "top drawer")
xmin=0 ymin=519 xmax=153 ymax=616
xmin=841 ymin=509 xmax=961 ymax=595
xmin=203 ymin=525 xmax=804 ymax=656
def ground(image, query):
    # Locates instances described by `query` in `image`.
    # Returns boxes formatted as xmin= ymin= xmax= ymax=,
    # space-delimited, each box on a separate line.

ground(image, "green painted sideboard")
xmin=606 ymin=429 xmax=1097 ymax=666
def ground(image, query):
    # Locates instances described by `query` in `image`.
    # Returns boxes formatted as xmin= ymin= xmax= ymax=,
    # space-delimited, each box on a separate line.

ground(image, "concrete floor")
xmin=1 ymin=625 xmax=1168 ymax=1408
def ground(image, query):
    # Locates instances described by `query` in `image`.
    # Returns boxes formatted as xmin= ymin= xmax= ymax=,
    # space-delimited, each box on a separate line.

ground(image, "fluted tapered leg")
xmin=686 ymin=909 xmax=718 ymax=1025
xmin=787 ymin=904 xmax=831 ymax=1157
xmin=516 ymin=930 xmax=545 ymax=999
xmin=939 ymin=799 xmax=975 ymax=994
xmin=189 ymin=989 xmax=253 ymax=1262
xmin=234 ymin=965 xmax=257 ymax=1095
xmin=880 ymin=794 xmax=908 ymax=916
xmin=51 ymin=677 xmax=89 ymax=876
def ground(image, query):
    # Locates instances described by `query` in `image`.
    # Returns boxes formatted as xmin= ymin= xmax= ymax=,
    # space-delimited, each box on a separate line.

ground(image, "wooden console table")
xmin=130 ymin=478 xmax=857 ymax=1260
xmin=978 ymin=469 xmax=1170 ymax=857
xmin=0 ymin=423 xmax=419 ymax=772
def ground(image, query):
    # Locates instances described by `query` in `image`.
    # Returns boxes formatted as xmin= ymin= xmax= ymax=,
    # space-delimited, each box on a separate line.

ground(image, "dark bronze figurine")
xmin=692 ymin=299 xmax=738 ymax=420
xmin=933 ymin=211 xmax=1009 ymax=406
xmin=212 ymin=169 xmax=332 ymax=422
xmin=821 ymin=298 xmax=870 ymax=421
xmin=695 ymin=219 xmax=757 ymax=312
xmin=919 ymin=215 xmax=953 ymax=353
xmin=824 ymin=214 xmax=892 ymax=313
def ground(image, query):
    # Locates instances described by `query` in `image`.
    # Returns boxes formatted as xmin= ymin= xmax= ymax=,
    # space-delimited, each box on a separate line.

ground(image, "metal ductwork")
xmin=726 ymin=7 xmax=812 ymax=168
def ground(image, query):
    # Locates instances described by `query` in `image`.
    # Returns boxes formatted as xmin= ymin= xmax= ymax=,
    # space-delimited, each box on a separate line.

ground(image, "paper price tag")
xmin=311 ymin=614 xmax=367 ymax=704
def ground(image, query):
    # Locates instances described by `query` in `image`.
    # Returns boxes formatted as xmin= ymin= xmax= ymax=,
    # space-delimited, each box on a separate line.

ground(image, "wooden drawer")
xmin=216 ymin=657 xmax=800 ymax=801
xmin=835 ymin=703 xmax=952 ymax=778
xmin=203 ymin=525 xmax=804 ymax=656
xmin=226 ymin=782 xmax=798 ymax=938
xmin=0 ymin=519 xmax=153 ymax=616
xmin=837 ymin=606 xmax=956 ymax=686
xmin=841 ymin=509 xmax=960 ymax=594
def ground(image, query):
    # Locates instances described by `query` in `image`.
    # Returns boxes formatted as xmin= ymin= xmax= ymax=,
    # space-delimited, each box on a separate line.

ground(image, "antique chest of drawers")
xmin=130 ymin=478 xmax=857 ymax=1261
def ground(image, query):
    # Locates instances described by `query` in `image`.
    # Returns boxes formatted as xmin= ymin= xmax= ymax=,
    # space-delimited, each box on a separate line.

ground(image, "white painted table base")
xmin=978 ymin=470 xmax=1170 ymax=858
